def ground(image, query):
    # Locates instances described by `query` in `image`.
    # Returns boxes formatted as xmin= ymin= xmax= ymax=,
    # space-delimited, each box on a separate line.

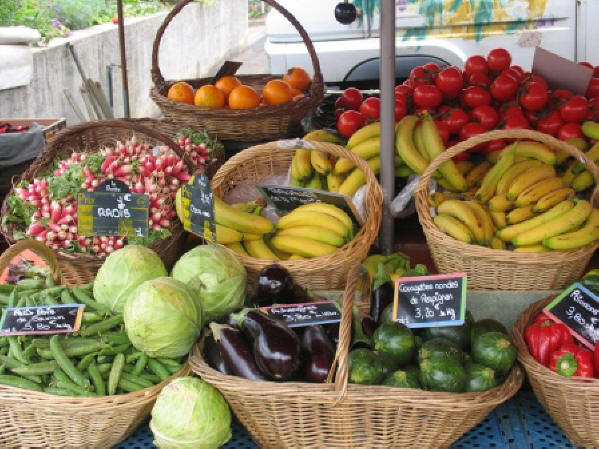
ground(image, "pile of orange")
xmin=166 ymin=67 xmax=311 ymax=110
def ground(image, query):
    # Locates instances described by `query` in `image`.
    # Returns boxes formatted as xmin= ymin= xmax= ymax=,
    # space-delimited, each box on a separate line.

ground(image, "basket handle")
xmin=414 ymin=129 xmax=599 ymax=207
xmin=151 ymin=0 xmax=324 ymax=100
xmin=0 ymin=240 xmax=62 ymax=285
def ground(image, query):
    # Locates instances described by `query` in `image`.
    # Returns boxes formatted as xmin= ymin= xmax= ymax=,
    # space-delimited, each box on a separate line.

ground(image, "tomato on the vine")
xmin=490 ymin=74 xmax=518 ymax=101
xmin=551 ymin=89 xmax=573 ymax=102
xmin=586 ymin=78 xmax=599 ymax=99
xmin=487 ymin=48 xmax=511 ymax=73
xmin=340 ymin=88 xmax=363 ymax=110
xmin=509 ymin=65 xmax=525 ymax=79
xmin=413 ymin=84 xmax=443 ymax=108
xmin=434 ymin=120 xmax=450 ymax=144
xmin=461 ymin=86 xmax=491 ymax=108
xmin=467 ymin=72 xmax=491 ymax=88
xmin=409 ymin=66 xmax=434 ymax=87
xmin=536 ymin=110 xmax=563 ymax=136
xmin=519 ymin=81 xmax=548 ymax=111
xmin=559 ymin=96 xmax=589 ymax=123
xmin=359 ymin=97 xmax=380 ymax=121
xmin=524 ymin=74 xmax=549 ymax=91
xmin=436 ymin=67 xmax=464 ymax=96
xmin=334 ymin=108 xmax=345 ymax=120
xmin=440 ymin=107 xmax=469 ymax=135
xmin=423 ymin=62 xmax=440 ymax=73
xmin=465 ymin=55 xmax=488 ymax=76
xmin=337 ymin=110 xmax=365 ymax=137
xmin=470 ymin=105 xmax=499 ymax=130
xmin=557 ymin=122 xmax=583 ymax=140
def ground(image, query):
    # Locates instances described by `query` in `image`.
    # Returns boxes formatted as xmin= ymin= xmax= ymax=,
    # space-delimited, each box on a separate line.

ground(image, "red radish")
xmin=28 ymin=222 xmax=43 ymax=236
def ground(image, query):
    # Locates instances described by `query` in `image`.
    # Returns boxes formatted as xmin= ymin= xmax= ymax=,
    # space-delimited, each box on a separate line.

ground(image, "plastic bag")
xmin=390 ymin=174 xmax=420 ymax=218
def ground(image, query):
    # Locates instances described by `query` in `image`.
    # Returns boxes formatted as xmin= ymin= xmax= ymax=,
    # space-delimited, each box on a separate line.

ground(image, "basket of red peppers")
xmin=512 ymin=273 xmax=599 ymax=447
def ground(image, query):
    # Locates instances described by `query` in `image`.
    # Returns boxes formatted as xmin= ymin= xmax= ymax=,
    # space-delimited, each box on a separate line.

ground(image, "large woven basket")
xmin=513 ymin=296 xmax=599 ymax=448
xmin=150 ymin=0 xmax=324 ymax=141
xmin=0 ymin=119 xmax=197 ymax=285
xmin=210 ymin=140 xmax=382 ymax=289
xmin=414 ymin=129 xmax=599 ymax=291
xmin=190 ymin=265 xmax=523 ymax=449
xmin=0 ymin=239 xmax=190 ymax=449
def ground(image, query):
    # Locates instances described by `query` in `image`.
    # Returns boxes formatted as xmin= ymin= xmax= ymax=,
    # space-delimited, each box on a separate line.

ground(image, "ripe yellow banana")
xmin=489 ymin=195 xmax=513 ymax=212
xmin=243 ymin=233 xmax=261 ymax=241
xmin=326 ymin=173 xmax=343 ymax=193
xmin=270 ymin=235 xmax=337 ymax=258
xmin=433 ymin=214 xmax=473 ymax=243
xmin=582 ymin=121 xmax=599 ymax=140
xmin=490 ymin=236 xmax=506 ymax=250
xmin=507 ymin=165 xmax=556 ymax=201
xmin=269 ymin=245 xmax=291 ymax=260
xmin=456 ymin=161 xmax=474 ymax=175
xmin=303 ymin=129 xmax=343 ymax=144
xmin=277 ymin=210 xmax=348 ymax=240
xmin=514 ymin=245 xmax=549 ymax=253
xmin=571 ymin=142 xmax=599 ymax=174
xmin=310 ymin=150 xmax=332 ymax=175
xmin=510 ymin=141 xmax=557 ymax=165
xmin=396 ymin=115 xmax=428 ymax=175
xmin=289 ymin=177 xmax=304 ymax=187
xmin=334 ymin=137 xmax=380 ymax=175
xmin=413 ymin=122 xmax=430 ymax=162
xmin=515 ymin=177 xmax=564 ymax=207
xmin=486 ymin=150 xmax=502 ymax=164
xmin=534 ymin=188 xmax=575 ymax=213
xmin=543 ymin=209 xmax=599 ymax=250
xmin=496 ymin=160 xmax=543 ymax=195
xmin=288 ymin=254 xmax=306 ymax=260
xmin=215 ymin=224 xmax=243 ymax=245
xmin=305 ymin=173 xmax=324 ymax=190
xmin=244 ymin=238 xmax=280 ymax=260
xmin=437 ymin=200 xmax=486 ymax=243
xmin=507 ymin=206 xmax=535 ymax=225
xmin=496 ymin=200 xmax=575 ymax=242
xmin=214 ymin=196 xmax=274 ymax=234
xmin=294 ymin=148 xmax=313 ymax=180
xmin=429 ymin=192 xmax=462 ymax=208
xmin=572 ymin=171 xmax=594 ymax=192
xmin=290 ymin=153 xmax=301 ymax=180
xmin=226 ymin=242 xmax=248 ymax=256
xmin=466 ymin=161 xmax=491 ymax=188
xmin=338 ymin=156 xmax=380 ymax=197
xmin=512 ymin=200 xmax=592 ymax=247
xmin=476 ymin=145 xmax=516 ymax=204
xmin=292 ymin=202 xmax=354 ymax=234
xmin=348 ymin=121 xmax=380 ymax=149
xmin=464 ymin=201 xmax=494 ymax=244
xmin=491 ymin=211 xmax=507 ymax=229
xmin=562 ymin=161 xmax=577 ymax=186
xmin=277 ymin=225 xmax=345 ymax=247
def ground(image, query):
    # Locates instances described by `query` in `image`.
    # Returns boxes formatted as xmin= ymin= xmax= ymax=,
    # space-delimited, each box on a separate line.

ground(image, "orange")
xmin=287 ymin=84 xmax=301 ymax=97
xmin=215 ymin=76 xmax=241 ymax=100
xmin=283 ymin=67 xmax=311 ymax=91
xmin=263 ymin=79 xmax=292 ymax=106
xmin=194 ymin=84 xmax=225 ymax=108
xmin=228 ymin=85 xmax=261 ymax=109
xmin=167 ymin=81 xmax=194 ymax=104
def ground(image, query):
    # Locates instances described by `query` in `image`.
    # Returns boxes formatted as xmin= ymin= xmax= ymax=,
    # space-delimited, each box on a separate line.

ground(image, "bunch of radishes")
xmin=174 ymin=128 xmax=223 ymax=168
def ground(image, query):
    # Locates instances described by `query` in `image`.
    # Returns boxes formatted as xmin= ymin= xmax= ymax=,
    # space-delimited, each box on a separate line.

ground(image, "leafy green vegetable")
xmin=129 ymin=228 xmax=172 ymax=246
xmin=2 ymin=195 xmax=37 ymax=227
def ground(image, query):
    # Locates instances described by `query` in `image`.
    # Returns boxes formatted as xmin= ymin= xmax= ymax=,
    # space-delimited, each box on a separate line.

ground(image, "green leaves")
xmin=2 ymin=195 xmax=37 ymax=228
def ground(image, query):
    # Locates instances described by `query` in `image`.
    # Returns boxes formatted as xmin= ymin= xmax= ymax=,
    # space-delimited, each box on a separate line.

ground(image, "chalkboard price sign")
xmin=0 ymin=304 xmax=85 ymax=336
xmin=392 ymin=273 xmax=467 ymax=328
xmin=260 ymin=301 xmax=341 ymax=328
xmin=181 ymin=174 xmax=216 ymax=241
xmin=544 ymin=283 xmax=599 ymax=349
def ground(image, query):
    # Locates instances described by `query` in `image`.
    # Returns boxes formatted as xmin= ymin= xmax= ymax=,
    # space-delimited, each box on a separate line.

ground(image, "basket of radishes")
xmin=0 ymin=119 xmax=205 ymax=285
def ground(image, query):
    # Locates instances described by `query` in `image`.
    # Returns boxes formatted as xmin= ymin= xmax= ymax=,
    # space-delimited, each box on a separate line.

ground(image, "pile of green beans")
xmin=0 ymin=279 xmax=184 ymax=396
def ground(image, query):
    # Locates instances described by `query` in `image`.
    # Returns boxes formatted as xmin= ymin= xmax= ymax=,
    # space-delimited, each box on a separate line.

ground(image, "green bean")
xmin=120 ymin=371 xmax=153 ymax=388
xmin=49 ymin=335 xmax=89 ymax=389
xmin=0 ymin=355 xmax=23 ymax=370
xmin=0 ymin=293 xmax=11 ymax=305
xmin=45 ymin=277 xmax=56 ymax=288
xmin=82 ymin=312 xmax=103 ymax=324
xmin=37 ymin=340 xmax=107 ymax=359
xmin=88 ymin=362 xmax=106 ymax=396
xmin=77 ymin=352 xmax=98 ymax=371
xmin=100 ymin=343 xmax=131 ymax=356
xmin=23 ymin=375 xmax=42 ymax=384
xmin=125 ymin=352 xmax=142 ymax=364
xmin=11 ymin=361 xmax=57 ymax=376
xmin=97 ymin=363 xmax=112 ymax=375
xmin=96 ymin=355 xmax=111 ymax=364
xmin=0 ymin=337 xmax=9 ymax=347
xmin=133 ymin=352 xmax=149 ymax=376
xmin=43 ymin=386 xmax=74 ymax=396
xmin=101 ymin=332 xmax=130 ymax=345
xmin=79 ymin=283 xmax=93 ymax=292
xmin=40 ymin=295 xmax=59 ymax=305
xmin=0 ymin=374 xmax=43 ymax=391
xmin=16 ymin=279 xmax=45 ymax=289
xmin=8 ymin=337 xmax=26 ymax=363
xmin=53 ymin=368 xmax=91 ymax=395
xmin=117 ymin=377 xmax=144 ymax=393
xmin=158 ymin=358 xmax=184 ymax=373
xmin=71 ymin=287 xmax=110 ymax=315
xmin=0 ymin=284 xmax=17 ymax=294
xmin=7 ymin=287 xmax=16 ymax=308
xmin=108 ymin=353 xmax=125 ymax=395
xmin=0 ymin=347 xmax=7 ymax=356
xmin=60 ymin=289 xmax=75 ymax=305
xmin=80 ymin=314 xmax=123 ymax=337
xmin=15 ymin=295 xmax=26 ymax=308
xmin=32 ymin=339 xmax=49 ymax=349
xmin=147 ymin=359 xmax=170 ymax=381
xmin=55 ymin=381 xmax=97 ymax=397
xmin=22 ymin=342 xmax=35 ymax=362
xmin=0 ymin=364 xmax=4 ymax=375
xmin=139 ymin=372 xmax=161 ymax=384
xmin=40 ymin=286 xmax=65 ymax=296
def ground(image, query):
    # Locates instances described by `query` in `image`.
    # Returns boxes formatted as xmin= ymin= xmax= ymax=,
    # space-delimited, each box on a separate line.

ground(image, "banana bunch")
xmin=290 ymin=130 xmax=343 ymax=189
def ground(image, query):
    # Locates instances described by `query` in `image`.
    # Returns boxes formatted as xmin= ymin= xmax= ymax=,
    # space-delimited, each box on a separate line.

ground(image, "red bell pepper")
xmin=524 ymin=317 xmax=573 ymax=366
xmin=549 ymin=343 xmax=594 ymax=377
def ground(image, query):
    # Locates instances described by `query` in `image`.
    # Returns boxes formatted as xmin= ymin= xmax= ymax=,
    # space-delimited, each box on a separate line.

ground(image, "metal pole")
xmin=117 ymin=0 xmax=130 ymax=118
xmin=379 ymin=0 xmax=396 ymax=254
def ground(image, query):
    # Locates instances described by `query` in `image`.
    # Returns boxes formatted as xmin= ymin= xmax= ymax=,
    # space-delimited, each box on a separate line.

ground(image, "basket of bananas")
xmin=414 ymin=128 xmax=599 ymax=291
xmin=208 ymin=140 xmax=382 ymax=289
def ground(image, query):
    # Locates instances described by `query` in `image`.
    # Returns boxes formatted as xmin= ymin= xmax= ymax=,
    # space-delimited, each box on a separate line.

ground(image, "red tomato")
xmin=423 ymin=62 xmax=440 ymax=73
xmin=341 ymin=88 xmax=363 ymax=110
xmin=395 ymin=85 xmax=413 ymax=97
xmin=465 ymin=55 xmax=488 ymax=76
xmin=524 ymin=109 xmax=541 ymax=126
xmin=509 ymin=65 xmax=525 ymax=79
xmin=560 ymin=95 xmax=589 ymax=123
xmin=503 ymin=115 xmax=530 ymax=130
xmin=536 ymin=110 xmax=563 ymax=136
xmin=440 ymin=107 xmax=469 ymax=135
xmin=487 ymin=48 xmax=511 ymax=73
xmin=500 ymin=103 xmax=525 ymax=120
xmin=579 ymin=62 xmax=594 ymax=70
xmin=519 ymin=81 xmax=548 ymax=111
xmin=413 ymin=107 xmax=435 ymax=115
xmin=470 ymin=105 xmax=499 ymax=130
xmin=434 ymin=120 xmax=450 ymax=144
xmin=588 ymin=97 xmax=599 ymax=120
xmin=452 ymin=151 xmax=471 ymax=162
xmin=409 ymin=66 xmax=434 ymax=87
xmin=467 ymin=72 xmax=491 ymax=88
xmin=394 ymin=101 xmax=407 ymax=122
xmin=483 ymin=139 xmax=507 ymax=154
xmin=524 ymin=74 xmax=549 ymax=91
xmin=500 ymin=68 xmax=521 ymax=84
xmin=490 ymin=74 xmax=519 ymax=101
xmin=459 ymin=122 xmax=486 ymax=142
xmin=557 ymin=122 xmax=583 ymax=140
xmin=334 ymin=97 xmax=345 ymax=110
xmin=586 ymin=78 xmax=599 ymax=99
xmin=359 ymin=97 xmax=380 ymax=121
xmin=461 ymin=86 xmax=492 ymax=108
xmin=334 ymin=108 xmax=345 ymax=120
xmin=435 ymin=67 xmax=464 ymax=95
xmin=551 ymin=89 xmax=574 ymax=102
xmin=403 ymin=79 xmax=414 ymax=89
xmin=595 ymin=67 xmax=599 ymax=77
xmin=337 ymin=110 xmax=365 ymax=137
xmin=413 ymin=85 xmax=443 ymax=108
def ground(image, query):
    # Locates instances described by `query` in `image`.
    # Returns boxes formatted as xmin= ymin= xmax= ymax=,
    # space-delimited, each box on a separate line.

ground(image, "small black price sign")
xmin=77 ymin=181 xmax=149 ymax=238
xmin=544 ymin=282 xmax=599 ymax=350
xmin=181 ymin=174 xmax=216 ymax=241
xmin=392 ymin=273 xmax=467 ymax=328
xmin=256 ymin=184 xmax=362 ymax=225
xmin=260 ymin=301 xmax=341 ymax=328
xmin=0 ymin=304 xmax=85 ymax=336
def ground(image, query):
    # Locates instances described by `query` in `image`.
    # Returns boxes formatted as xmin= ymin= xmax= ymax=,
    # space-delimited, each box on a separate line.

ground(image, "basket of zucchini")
xmin=0 ymin=240 xmax=190 ymax=449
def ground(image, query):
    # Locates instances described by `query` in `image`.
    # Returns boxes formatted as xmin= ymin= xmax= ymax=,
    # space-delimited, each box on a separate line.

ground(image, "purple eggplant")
xmin=324 ymin=322 xmax=340 ymax=346
xmin=203 ymin=332 xmax=231 ymax=375
xmin=370 ymin=282 xmax=394 ymax=324
xmin=255 ymin=264 xmax=293 ymax=306
xmin=209 ymin=323 xmax=265 ymax=381
xmin=302 ymin=325 xmax=336 ymax=383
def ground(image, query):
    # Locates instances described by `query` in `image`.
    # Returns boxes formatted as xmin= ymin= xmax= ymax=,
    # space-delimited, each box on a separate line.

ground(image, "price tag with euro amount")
xmin=260 ymin=301 xmax=341 ymax=328
xmin=181 ymin=174 xmax=216 ymax=241
xmin=0 ymin=304 xmax=85 ymax=336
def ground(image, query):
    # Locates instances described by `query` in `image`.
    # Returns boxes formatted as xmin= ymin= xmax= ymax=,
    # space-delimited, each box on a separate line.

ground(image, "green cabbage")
xmin=124 ymin=277 xmax=202 ymax=358
xmin=150 ymin=377 xmax=231 ymax=449
xmin=171 ymin=245 xmax=247 ymax=321
xmin=93 ymin=245 xmax=167 ymax=313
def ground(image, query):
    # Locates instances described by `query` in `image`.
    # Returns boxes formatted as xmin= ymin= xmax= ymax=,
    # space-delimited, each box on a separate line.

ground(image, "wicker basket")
xmin=0 ymin=119 xmax=197 ymax=285
xmin=513 ymin=296 xmax=599 ymax=448
xmin=190 ymin=265 xmax=523 ymax=449
xmin=210 ymin=140 xmax=382 ymax=289
xmin=150 ymin=0 xmax=325 ymax=141
xmin=0 ymin=239 xmax=190 ymax=449
xmin=414 ymin=129 xmax=599 ymax=291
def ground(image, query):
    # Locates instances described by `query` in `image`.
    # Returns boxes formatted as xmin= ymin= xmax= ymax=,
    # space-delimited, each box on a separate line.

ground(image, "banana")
xmin=507 ymin=165 xmax=556 ymax=201
xmin=327 ymin=173 xmax=343 ymax=193
xmin=456 ymin=161 xmax=474 ymax=175
xmin=270 ymin=245 xmax=291 ymax=260
xmin=437 ymin=200 xmax=485 ymax=243
xmin=288 ymin=254 xmax=306 ymax=260
xmin=214 ymin=196 xmax=274 ymax=234
xmin=242 ymin=233 xmax=261 ymax=241
xmin=290 ymin=153 xmax=301 ymax=180
xmin=292 ymin=202 xmax=354 ymax=233
xmin=496 ymin=160 xmax=544 ymax=195
xmin=396 ymin=115 xmax=428 ymax=175
xmin=303 ymin=129 xmax=343 ymax=144
xmin=512 ymin=141 xmax=557 ymax=165
xmin=395 ymin=166 xmax=415 ymax=177
xmin=514 ymin=177 xmax=564 ymax=207
xmin=215 ymin=224 xmax=243 ymax=244
xmin=289 ymin=177 xmax=304 ymax=187
xmin=572 ymin=171 xmax=594 ymax=192
xmin=582 ymin=121 xmax=599 ymax=140
xmin=230 ymin=200 xmax=265 ymax=215
xmin=464 ymin=201 xmax=494 ymax=244
xmin=277 ymin=210 xmax=349 ymax=240
xmin=277 ymin=225 xmax=345 ymax=247
xmin=429 ymin=192 xmax=461 ymax=208
xmin=347 ymin=121 xmax=380 ymax=149
xmin=512 ymin=200 xmax=592 ymax=247
xmin=556 ymin=138 xmax=586 ymax=165
xmin=476 ymin=145 xmax=516 ymax=204
xmin=294 ymin=148 xmax=313 ymax=180
xmin=244 ymin=238 xmax=280 ymax=260
xmin=270 ymin=235 xmax=337 ymax=258
xmin=394 ymin=155 xmax=404 ymax=167
xmin=490 ymin=237 xmax=506 ymax=250
xmin=572 ymin=142 xmax=599 ymax=174
xmin=562 ymin=160 xmax=578 ymax=186
xmin=496 ymin=200 xmax=575 ymax=242
xmin=433 ymin=214 xmax=473 ymax=243
xmin=534 ymin=188 xmax=575 ymax=213
xmin=338 ymin=156 xmax=380 ymax=197
xmin=489 ymin=195 xmax=513 ymax=212
xmin=310 ymin=150 xmax=332 ymax=175
xmin=507 ymin=206 xmax=535 ymax=225
xmin=543 ymin=209 xmax=599 ymax=250
xmin=491 ymin=211 xmax=507 ymax=229
xmin=413 ymin=122 xmax=430 ymax=162
xmin=466 ymin=161 xmax=491 ymax=189
xmin=226 ymin=242 xmax=248 ymax=256
xmin=334 ymin=137 xmax=380 ymax=175
xmin=486 ymin=150 xmax=502 ymax=164
xmin=421 ymin=115 xmax=467 ymax=192
xmin=514 ymin=245 xmax=549 ymax=253
xmin=305 ymin=173 xmax=324 ymax=190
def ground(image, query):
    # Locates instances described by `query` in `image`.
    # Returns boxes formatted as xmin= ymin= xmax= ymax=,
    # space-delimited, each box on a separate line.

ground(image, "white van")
xmin=265 ymin=0 xmax=599 ymax=87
